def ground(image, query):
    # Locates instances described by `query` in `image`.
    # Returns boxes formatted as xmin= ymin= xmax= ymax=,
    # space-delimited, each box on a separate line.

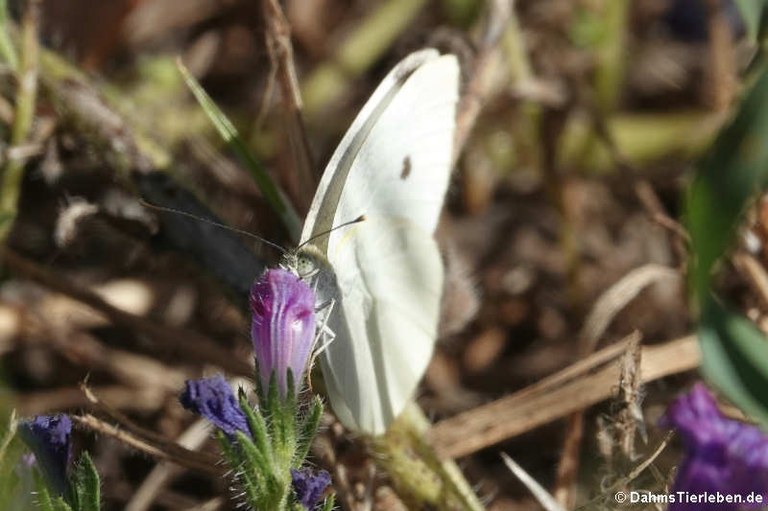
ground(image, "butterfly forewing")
xmin=301 ymin=50 xmax=458 ymax=246
xmin=299 ymin=49 xmax=459 ymax=434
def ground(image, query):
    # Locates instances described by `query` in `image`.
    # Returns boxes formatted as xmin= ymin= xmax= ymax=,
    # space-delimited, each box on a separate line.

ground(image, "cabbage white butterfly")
xmin=287 ymin=49 xmax=459 ymax=435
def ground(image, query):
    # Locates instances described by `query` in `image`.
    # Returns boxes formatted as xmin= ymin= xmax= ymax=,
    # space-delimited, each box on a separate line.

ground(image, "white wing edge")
xmin=300 ymin=48 xmax=445 ymax=244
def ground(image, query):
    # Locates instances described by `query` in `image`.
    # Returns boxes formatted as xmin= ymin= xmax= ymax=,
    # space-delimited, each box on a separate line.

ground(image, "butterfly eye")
xmin=297 ymin=257 xmax=314 ymax=278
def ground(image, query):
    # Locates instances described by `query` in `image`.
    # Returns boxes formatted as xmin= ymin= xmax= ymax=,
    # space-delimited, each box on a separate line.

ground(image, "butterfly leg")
xmin=305 ymin=298 xmax=336 ymax=392
xmin=313 ymin=298 xmax=337 ymax=355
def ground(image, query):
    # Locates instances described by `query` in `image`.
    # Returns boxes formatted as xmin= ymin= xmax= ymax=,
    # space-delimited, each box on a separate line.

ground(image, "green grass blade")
xmin=687 ymin=65 xmax=768 ymax=301
xmin=734 ymin=0 xmax=768 ymax=42
xmin=699 ymin=301 xmax=768 ymax=425
xmin=177 ymin=60 xmax=302 ymax=241
xmin=687 ymin=65 xmax=768 ymax=426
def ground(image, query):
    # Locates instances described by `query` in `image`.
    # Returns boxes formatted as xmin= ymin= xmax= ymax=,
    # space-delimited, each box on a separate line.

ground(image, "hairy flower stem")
xmin=371 ymin=403 xmax=484 ymax=511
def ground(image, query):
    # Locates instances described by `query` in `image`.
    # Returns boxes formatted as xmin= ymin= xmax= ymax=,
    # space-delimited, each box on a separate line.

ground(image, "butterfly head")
xmin=282 ymin=245 xmax=326 ymax=280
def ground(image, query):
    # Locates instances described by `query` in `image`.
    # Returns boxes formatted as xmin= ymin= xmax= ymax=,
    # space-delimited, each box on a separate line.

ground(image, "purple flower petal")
xmin=251 ymin=269 xmax=317 ymax=398
xmin=291 ymin=467 xmax=331 ymax=509
xmin=180 ymin=375 xmax=250 ymax=437
xmin=18 ymin=415 xmax=72 ymax=496
xmin=661 ymin=383 xmax=768 ymax=510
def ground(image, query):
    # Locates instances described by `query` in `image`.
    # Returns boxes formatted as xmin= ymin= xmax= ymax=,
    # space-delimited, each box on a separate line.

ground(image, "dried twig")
xmin=453 ymin=0 xmax=512 ymax=164
xmin=430 ymin=335 xmax=699 ymax=459
xmin=554 ymin=261 xmax=675 ymax=510
xmin=577 ymin=431 xmax=674 ymax=510
xmin=73 ymin=413 xmax=221 ymax=477
xmin=80 ymin=385 xmax=197 ymax=457
xmin=262 ymin=0 xmax=315 ymax=210
xmin=580 ymin=264 xmax=680 ymax=352
xmin=704 ymin=0 xmax=737 ymax=110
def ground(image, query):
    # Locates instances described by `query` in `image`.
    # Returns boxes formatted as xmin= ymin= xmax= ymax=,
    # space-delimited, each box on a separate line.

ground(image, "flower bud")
xmin=291 ymin=467 xmax=331 ymax=509
xmin=250 ymin=269 xmax=317 ymax=397
xmin=180 ymin=375 xmax=250 ymax=437
xmin=18 ymin=415 xmax=72 ymax=496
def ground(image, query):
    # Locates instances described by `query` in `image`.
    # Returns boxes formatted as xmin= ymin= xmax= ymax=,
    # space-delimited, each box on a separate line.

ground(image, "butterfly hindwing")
xmin=298 ymin=49 xmax=459 ymax=434
xmin=318 ymin=218 xmax=443 ymax=433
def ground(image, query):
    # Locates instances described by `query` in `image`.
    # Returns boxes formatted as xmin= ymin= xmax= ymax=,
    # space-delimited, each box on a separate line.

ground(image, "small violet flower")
xmin=18 ymin=415 xmax=72 ymax=496
xmin=660 ymin=383 xmax=768 ymax=510
xmin=291 ymin=467 xmax=331 ymax=509
xmin=180 ymin=375 xmax=250 ymax=437
xmin=250 ymin=268 xmax=317 ymax=397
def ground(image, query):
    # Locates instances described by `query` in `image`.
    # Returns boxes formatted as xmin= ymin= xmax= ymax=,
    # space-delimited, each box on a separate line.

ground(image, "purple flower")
xmin=660 ymin=383 xmax=768 ymax=510
xmin=250 ymin=269 xmax=317 ymax=397
xmin=291 ymin=467 xmax=331 ymax=509
xmin=180 ymin=375 xmax=250 ymax=437
xmin=18 ymin=415 xmax=72 ymax=496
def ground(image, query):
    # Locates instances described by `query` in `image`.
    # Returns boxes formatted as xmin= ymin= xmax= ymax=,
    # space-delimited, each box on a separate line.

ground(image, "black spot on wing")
xmin=400 ymin=155 xmax=412 ymax=180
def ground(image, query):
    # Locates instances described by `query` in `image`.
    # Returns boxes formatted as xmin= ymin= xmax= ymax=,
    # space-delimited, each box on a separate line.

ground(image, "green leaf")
xmin=216 ymin=431 xmax=260 ymax=499
xmin=232 ymin=430 xmax=269 ymax=484
xmin=265 ymin=372 xmax=286 ymax=452
xmin=278 ymin=371 xmax=298 ymax=463
xmin=34 ymin=476 xmax=72 ymax=511
xmin=686 ymin=60 xmax=768 ymax=428
xmin=237 ymin=431 xmax=288 ymax=509
xmin=239 ymin=392 xmax=272 ymax=467
xmin=225 ymin=431 xmax=266 ymax=506
xmin=69 ymin=452 xmax=100 ymax=511
xmin=319 ymin=495 xmax=336 ymax=511
xmin=265 ymin=372 xmax=279 ymax=415
xmin=34 ymin=485 xmax=57 ymax=511
xmin=687 ymin=66 xmax=768 ymax=302
xmin=294 ymin=396 xmax=323 ymax=467
xmin=2 ymin=443 xmax=36 ymax=511
xmin=215 ymin=430 xmax=238 ymax=468
xmin=53 ymin=496 xmax=73 ymax=511
xmin=734 ymin=0 xmax=768 ymax=42
xmin=699 ymin=301 xmax=768 ymax=425
xmin=176 ymin=60 xmax=302 ymax=241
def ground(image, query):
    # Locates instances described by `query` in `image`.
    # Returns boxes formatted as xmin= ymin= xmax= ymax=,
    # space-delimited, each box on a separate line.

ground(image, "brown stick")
xmin=453 ymin=0 xmax=512 ymax=165
xmin=704 ymin=0 xmax=737 ymax=111
xmin=429 ymin=335 xmax=700 ymax=459
xmin=73 ymin=414 xmax=221 ymax=476
xmin=262 ymin=0 xmax=316 ymax=211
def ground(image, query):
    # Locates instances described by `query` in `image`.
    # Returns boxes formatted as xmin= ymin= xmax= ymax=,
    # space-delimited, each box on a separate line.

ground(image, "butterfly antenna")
xmin=139 ymin=199 xmax=286 ymax=255
xmin=298 ymin=214 xmax=366 ymax=250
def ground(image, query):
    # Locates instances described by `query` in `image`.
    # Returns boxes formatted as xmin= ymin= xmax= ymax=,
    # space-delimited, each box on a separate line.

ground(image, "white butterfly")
xmin=287 ymin=49 xmax=459 ymax=435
